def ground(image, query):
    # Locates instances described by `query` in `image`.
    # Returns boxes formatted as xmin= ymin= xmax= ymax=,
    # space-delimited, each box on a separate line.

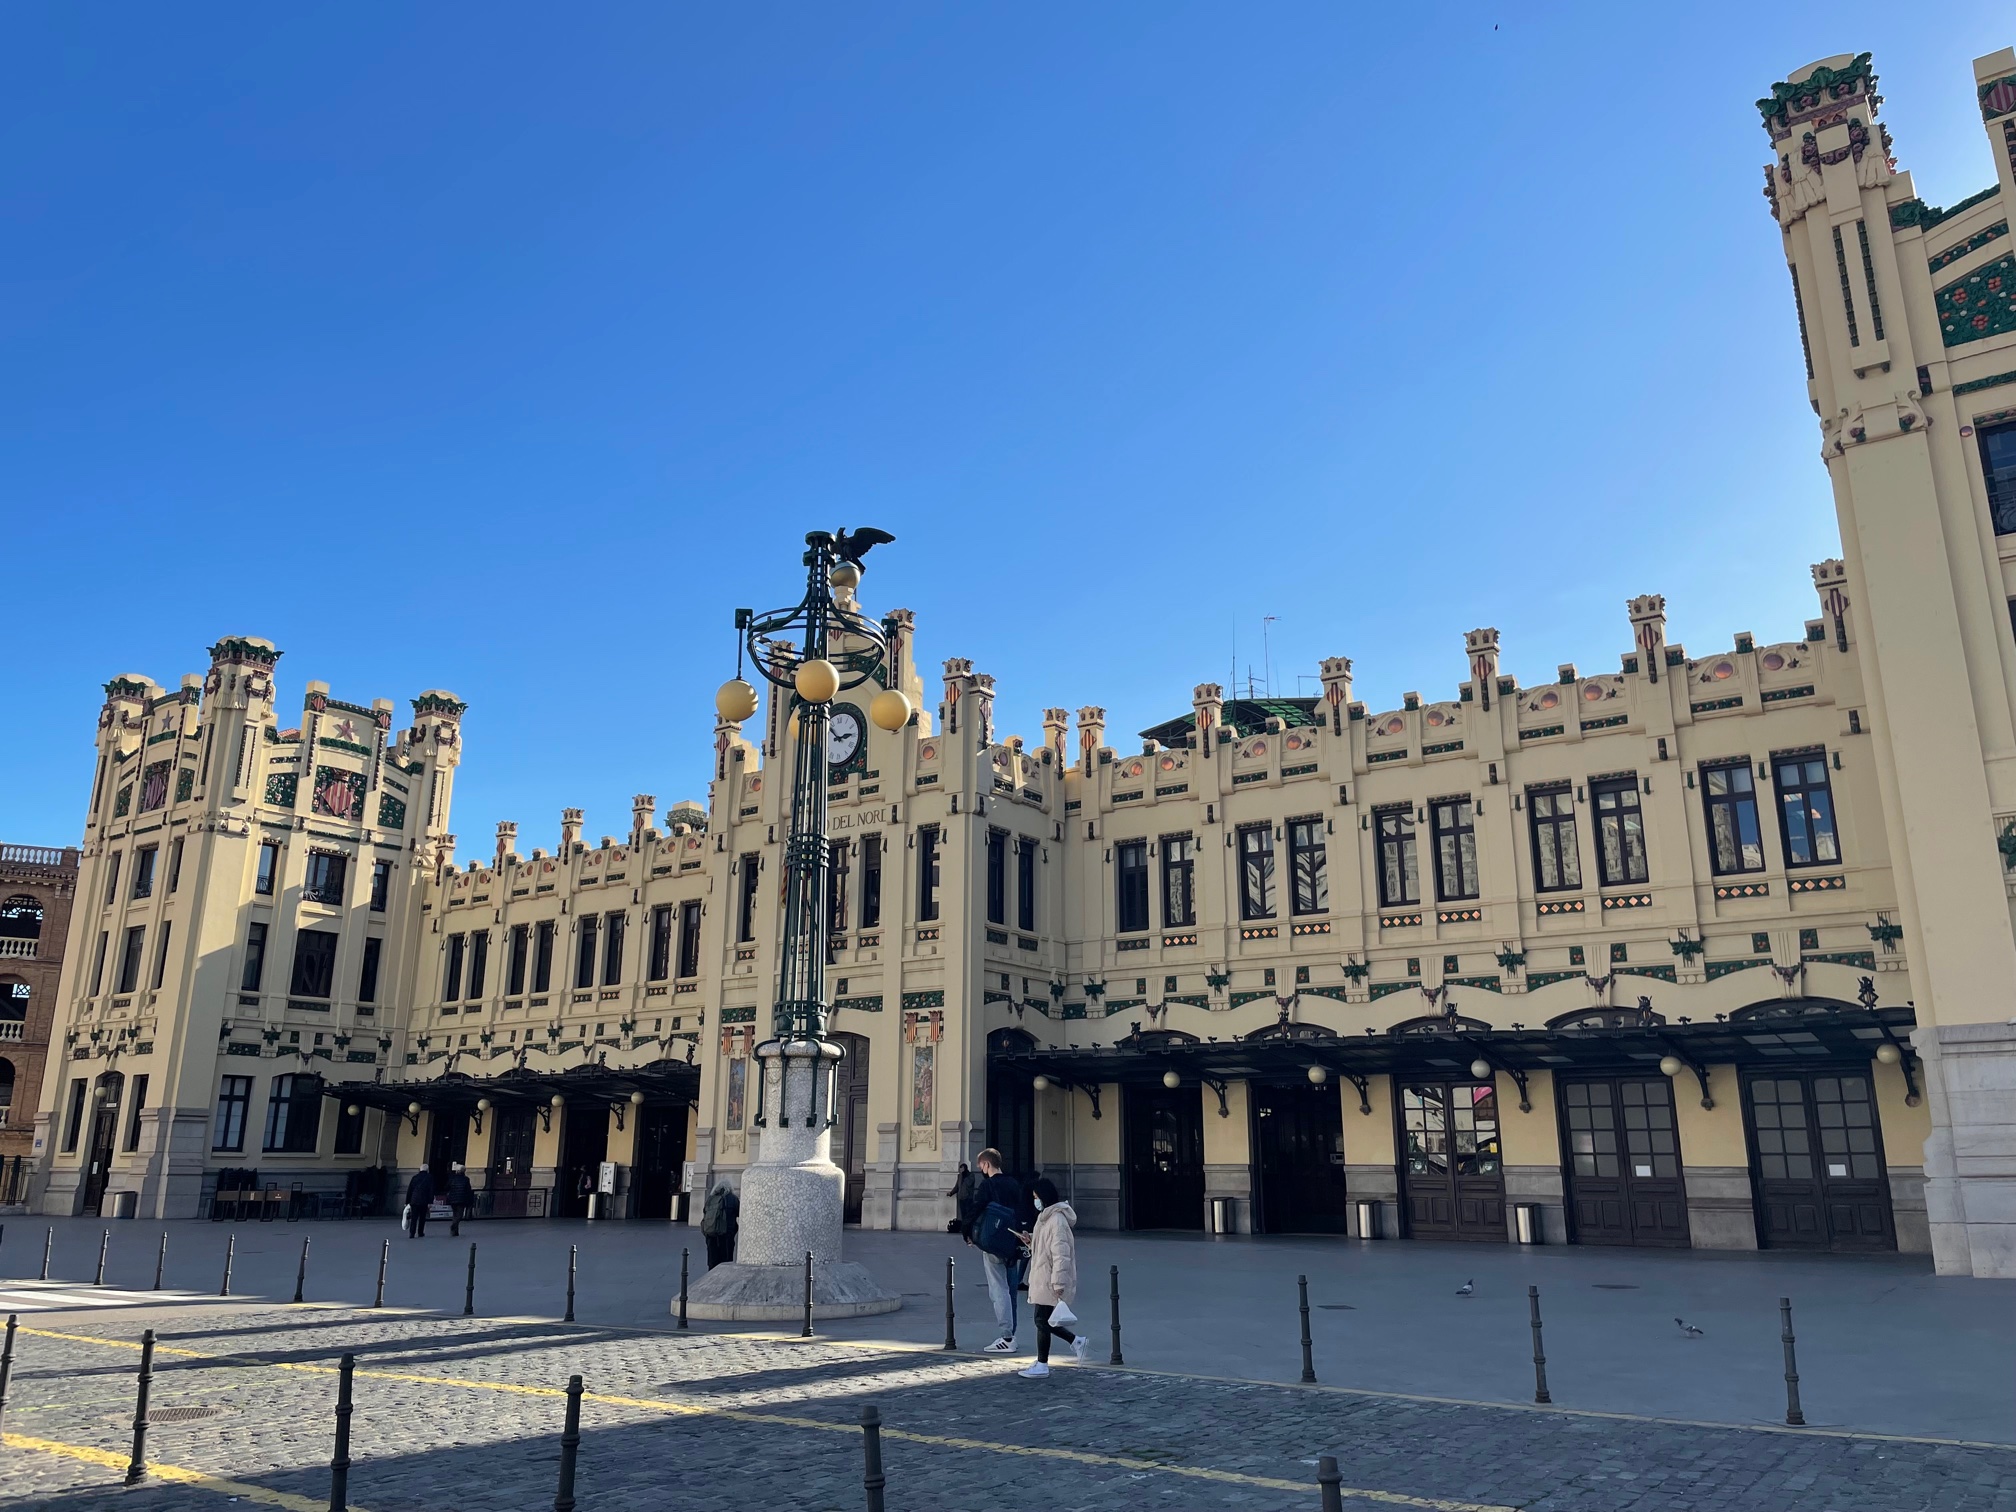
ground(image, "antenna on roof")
xmin=1263 ymin=616 xmax=1277 ymax=700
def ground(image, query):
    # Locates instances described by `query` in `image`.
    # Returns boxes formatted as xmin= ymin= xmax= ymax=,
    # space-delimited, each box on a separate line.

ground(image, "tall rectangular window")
xmin=358 ymin=936 xmax=382 ymax=1003
xmin=601 ymin=913 xmax=624 ymax=986
xmin=1115 ymin=839 xmax=1149 ymax=933
xmin=104 ymin=851 xmax=122 ymax=905
xmin=62 ymin=1078 xmax=87 ymax=1151
xmin=916 ymin=827 xmax=941 ymax=922
xmin=90 ymin=930 xmax=108 ymax=994
xmin=264 ymin=1073 xmax=322 ymax=1153
xmin=1288 ymin=818 xmax=1328 ymax=915
xmin=213 ymin=1076 xmax=252 ymax=1152
xmin=575 ymin=916 xmax=599 ymax=989
xmin=132 ymin=845 xmax=158 ymax=899
xmin=985 ymin=830 xmax=1007 ymax=925
xmin=1980 ymin=418 xmax=2016 ymax=535
xmin=443 ymin=932 xmax=466 ymax=1001
xmin=1431 ymin=797 xmax=1478 ymax=901
xmin=1161 ymin=835 xmax=1195 ymax=927
xmin=1237 ymin=826 xmax=1275 ymax=920
xmin=648 ymin=905 xmax=673 ymax=980
xmin=168 ymin=837 xmax=184 ymax=894
xmin=1592 ymin=777 xmax=1649 ymax=887
xmin=240 ymin=921 xmax=268 ymax=992
xmin=116 ymin=925 xmax=146 ymax=994
xmin=507 ymin=923 xmax=529 ymax=995
xmin=1016 ymin=837 xmax=1037 ymax=932
xmin=333 ymin=1101 xmax=367 ymax=1155
xmin=860 ymin=836 xmax=882 ymax=928
xmin=678 ymin=900 xmax=703 ymax=977
xmin=1528 ymin=786 xmax=1580 ymax=892
xmin=369 ymin=860 xmax=392 ymax=912
xmin=533 ymin=920 xmax=555 ymax=992
xmin=1772 ymin=753 xmax=1840 ymax=868
xmin=255 ymin=843 xmax=278 ymax=896
xmin=124 ymin=1074 xmax=149 ymax=1152
xmin=737 ymin=855 xmax=760 ymax=942
xmin=1703 ymin=761 xmax=1765 ymax=875
xmin=290 ymin=929 xmax=339 ymax=998
xmin=468 ymin=929 xmax=491 ymax=998
xmin=150 ymin=920 xmax=173 ymax=989
xmin=829 ymin=841 xmax=851 ymax=935
xmin=1375 ymin=808 xmax=1418 ymax=908
xmin=304 ymin=852 xmax=347 ymax=905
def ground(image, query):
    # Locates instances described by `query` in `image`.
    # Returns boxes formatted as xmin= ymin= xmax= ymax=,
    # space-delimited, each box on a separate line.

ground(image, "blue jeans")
xmin=983 ymin=1251 xmax=1019 ymax=1340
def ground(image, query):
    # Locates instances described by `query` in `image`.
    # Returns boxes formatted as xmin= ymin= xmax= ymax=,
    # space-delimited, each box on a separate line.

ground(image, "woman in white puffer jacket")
xmin=1018 ymin=1176 xmax=1090 ymax=1378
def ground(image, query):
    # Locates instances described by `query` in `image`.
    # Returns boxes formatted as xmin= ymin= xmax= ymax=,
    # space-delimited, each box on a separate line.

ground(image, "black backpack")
xmin=973 ymin=1200 xmax=1022 ymax=1261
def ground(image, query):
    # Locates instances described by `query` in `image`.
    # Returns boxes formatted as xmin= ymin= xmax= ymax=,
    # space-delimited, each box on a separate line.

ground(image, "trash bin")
xmin=109 ymin=1190 xmax=138 ymax=1219
xmin=672 ymin=1191 xmax=691 ymax=1224
xmin=1514 ymin=1202 xmax=1542 ymax=1245
xmin=1209 ymin=1196 xmax=1235 ymax=1234
xmin=1355 ymin=1199 xmax=1380 ymax=1239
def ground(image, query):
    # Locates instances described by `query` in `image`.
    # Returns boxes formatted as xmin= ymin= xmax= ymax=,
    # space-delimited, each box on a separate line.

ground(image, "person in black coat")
xmin=406 ymin=1167 xmax=435 ymax=1238
xmin=445 ymin=1163 xmax=476 ymax=1236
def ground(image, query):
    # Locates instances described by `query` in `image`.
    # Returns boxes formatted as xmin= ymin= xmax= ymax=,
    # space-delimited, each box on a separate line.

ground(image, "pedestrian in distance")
xmin=700 ymin=1180 xmax=740 ymax=1268
xmin=1017 ymin=1177 xmax=1088 ymax=1379
xmin=963 ymin=1147 xmax=1025 ymax=1353
xmin=405 ymin=1166 xmax=436 ymax=1239
xmin=445 ymin=1162 xmax=476 ymax=1237
xmin=946 ymin=1163 xmax=977 ymax=1234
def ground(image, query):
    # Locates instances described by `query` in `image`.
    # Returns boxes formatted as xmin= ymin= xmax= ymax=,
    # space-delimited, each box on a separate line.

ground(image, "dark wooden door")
xmin=1255 ymin=1081 xmax=1351 ymax=1234
xmin=1559 ymin=1077 xmax=1690 ymax=1247
xmin=986 ymin=1030 xmax=1036 ymax=1178
xmin=83 ymin=1076 xmax=122 ymax=1216
xmin=487 ymin=1105 xmax=537 ymax=1216
xmin=1124 ymin=1083 xmax=1204 ymax=1230
xmin=1399 ymin=1080 xmax=1505 ymax=1242
xmin=832 ymin=1032 xmax=870 ymax=1225
xmin=427 ymin=1105 xmax=469 ymax=1190
xmin=631 ymin=1105 xmax=687 ymax=1221
xmin=558 ymin=1102 xmax=608 ymax=1218
xmin=1745 ymin=1071 xmax=1895 ymax=1251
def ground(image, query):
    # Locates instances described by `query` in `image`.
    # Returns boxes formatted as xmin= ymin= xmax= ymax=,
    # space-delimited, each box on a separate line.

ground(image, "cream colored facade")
xmin=27 ymin=45 xmax=2014 ymax=1276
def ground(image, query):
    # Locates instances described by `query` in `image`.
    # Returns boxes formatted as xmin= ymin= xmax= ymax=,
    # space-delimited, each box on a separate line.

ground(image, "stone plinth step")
xmin=680 ymin=1259 xmax=900 ymax=1321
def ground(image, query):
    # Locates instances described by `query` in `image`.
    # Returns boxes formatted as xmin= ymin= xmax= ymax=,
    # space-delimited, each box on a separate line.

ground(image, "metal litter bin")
xmin=1355 ymin=1200 xmax=1381 ymax=1239
xmin=109 ymin=1190 xmax=138 ymax=1219
xmin=1514 ymin=1202 xmax=1542 ymax=1245
xmin=1209 ymin=1196 xmax=1235 ymax=1234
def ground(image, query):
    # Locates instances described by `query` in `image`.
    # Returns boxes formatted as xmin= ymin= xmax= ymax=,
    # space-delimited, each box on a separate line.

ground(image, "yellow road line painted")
xmin=2 ymin=1430 xmax=359 ymax=1512
xmin=16 ymin=1325 xmax=1511 ymax=1511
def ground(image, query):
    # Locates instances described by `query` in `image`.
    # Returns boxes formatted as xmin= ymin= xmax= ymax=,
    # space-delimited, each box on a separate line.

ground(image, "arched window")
xmin=0 ymin=1057 xmax=14 ymax=1118
xmin=0 ymin=895 xmax=41 ymax=955
xmin=0 ymin=977 xmax=27 ymax=1025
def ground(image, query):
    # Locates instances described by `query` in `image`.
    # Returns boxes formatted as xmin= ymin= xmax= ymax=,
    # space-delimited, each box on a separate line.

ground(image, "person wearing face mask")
xmin=1016 ymin=1177 xmax=1089 ymax=1378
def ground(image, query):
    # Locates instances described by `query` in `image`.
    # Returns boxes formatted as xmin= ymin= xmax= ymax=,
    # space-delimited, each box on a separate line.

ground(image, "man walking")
xmin=445 ymin=1162 xmax=476 ymax=1237
xmin=405 ymin=1166 xmax=435 ymax=1239
xmin=963 ymin=1147 xmax=1024 ymax=1353
xmin=700 ymin=1180 xmax=740 ymax=1268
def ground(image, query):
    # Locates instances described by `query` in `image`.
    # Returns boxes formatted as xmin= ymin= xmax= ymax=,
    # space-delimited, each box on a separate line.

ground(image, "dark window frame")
xmin=533 ymin=919 xmax=555 ymax=993
xmin=1016 ymin=836 xmax=1038 ymax=932
xmin=985 ymin=829 xmax=1008 ymax=925
xmin=601 ymin=913 xmax=623 ymax=986
xmin=1288 ymin=817 xmax=1329 ymax=916
xmin=116 ymin=925 xmax=146 ymax=994
xmin=1772 ymin=752 xmax=1842 ymax=869
xmin=1374 ymin=807 xmax=1419 ymax=908
xmin=358 ymin=936 xmax=383 ymax=1003
xmin=213 ymin=1075 xmax=252 ymax=1153
xmin=150 ymin=919 xmax=173 ymax=989
xmin=1160 ymin=834 xmax=1195 ymax=928
xmin=289 ymin=928 xmax=339 ymax=999
xmin=369 ymin=860 xmax=392 ymax=912
xmin=240 ymin=921 xmax=268 ymax=993
xmin=737 ymin=855 xmax=760 ymax=942
xmin=1431 ymin=796 xmax=1479 ymax=902
xmin=1115 ymin=839 xmax=1150 ymax=933
xmin=507 ymin=923 xmax=529 ymax=995
xmin=304 ymin=851 xmax=347 ymax=906
xmin=62 ymin=1077 xmax=88 ymax=1151
xmin=131 ymin=844 xmax=158 ymax=900
xmin=1237 ymin=825 xmax=1276 ymax=920
xmin=860 ymin=835 xmax=882 ymax=929
xmin=829 ymin=841 xmax=851 ymax=935
xmin=124 ymin=1073 xmax=150 ymax=1152
xmin=677 ymin=900 xmax=703 ymax=979
xmin=1591 ymin=776 xmax=1649 ymax=887
xmin=255 ymin=843 xmax=278 ymax=897
xmin=1527 ymin=785 xmax=1581 ymax=893
xmin=1702 ymin=760 xmax=1767 ymax=875
xmin=1979 ymin=417 xmax=2016 ymax=536
xmin=443 ymin=932 xmax=466 ymax=1001
xmin=468 ymin=929 xmax=490 ymax=999
xmin=263 ymin=1073 xmax=322 ymax=1154
xmin=648 ymin=904 xmax=674 ymax=981
xmin=575 ymin=916 xmax=599 ymax=989
xmin=916 ymin=827 xmax=941 ymax=923
xmin=333 ymin=1102 xmax=368 ymax=1155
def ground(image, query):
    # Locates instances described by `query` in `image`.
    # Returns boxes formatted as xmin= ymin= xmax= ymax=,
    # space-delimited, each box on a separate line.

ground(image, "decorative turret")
xmin=496 ymin=821 xmax=518 ymax=867
xmin=1627 ymin=597 xmax=1668 ymax=683
xmin=940 ymin=658 xmax=974 ymax=737
xmin=196 ymin=635 xmax=281 ymax=811
xmin=559 ymin=808 xmax=583 ymax=853
xmin=1811 ymin=559 xmax=1852 ymax=652
xmin=1075 ymin=706 xmax=1106 ymax=772
xmin=631 ymin=794 xmax=656 ymax=845
xmin=1041 ymin=708 xmax=1069 ymax=765
xmin=1463 ymin=631 xmax=1500 ymax=711
xmin=1191 ymin=683 xmax=1224 ymax=754
xmin=397 ymin=690 xmax=465 ymax=839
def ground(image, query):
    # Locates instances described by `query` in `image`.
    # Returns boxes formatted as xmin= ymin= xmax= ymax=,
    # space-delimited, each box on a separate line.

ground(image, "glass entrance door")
xmin=1559 ymin=1077 xmax=1690 ymax=1247
xmin=1744 ymin=1071 xmax=1895 ymax=1251
xmin=1399 ymin=1080 xmax=1505 ymax=1241
xmin=832 ymin=1032 xmax=870 ymax=1225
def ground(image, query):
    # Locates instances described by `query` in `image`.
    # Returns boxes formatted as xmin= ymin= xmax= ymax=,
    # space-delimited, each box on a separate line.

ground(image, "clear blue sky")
xmin=3 ymin=5 xmax=2009 ymax=851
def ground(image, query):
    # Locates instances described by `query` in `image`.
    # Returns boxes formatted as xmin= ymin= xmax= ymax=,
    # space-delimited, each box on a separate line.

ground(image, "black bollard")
xmin=372 ymin=1239 xmax=389 ymax=1309
xmin=552 ymin=1374 xmax=583 ymax=1512
xmin=1297 ymin=1274 xmax=1316 ymax=1384
xmin=859 ymin=1404 xmax=887 ymax=1512
xmin=1779 ymin=1296 xmax=1805 ymax=1427
xmin=0 ymin=1312 xmax=17 ymax=1436
xmin=1318 ymin=1455 xmax=1343 ymax=1512
xmin=95 ymin=1229 xmax=110 ymax=1287
xmin=801 ymin=1250 xmax=814 ymax=1339
xmin=564 ymin=1244 xmax=577 ymax=1324
xmin=153 ymin=1231 xmax=168 ymax=1291
xmin=464 ymin=1243 xmax=477 ymax=1317
xmin=40 ymin=1225 xmax=52 ymax=1281
xmin=677 ymin=1247 xmax=689 ymax=1330
xmin=1109 ymin=1264 xmax=1124 ymax=1365
xmin=295 ymin=1237 xmax=312 ymax=1304
xmin=942 ymin=1257 xmax=957 ymax=1351
xmin=220 ymin=1233 xmax=235 ymax=1298
xmin=329 ymin=1353 xmax=355 ymax=1512
xmin=1527 ymin=1285 xmax=1551 ymax=1405
xmin=125 ymin=1328 xmax=155 ymax=1484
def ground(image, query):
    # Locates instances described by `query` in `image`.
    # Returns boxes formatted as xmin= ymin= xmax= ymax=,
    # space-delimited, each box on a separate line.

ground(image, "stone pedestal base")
xmin=1918 ymin=1021 xmax=2016 ymax=1278
xmin=681 ymin=1260 xmax=899 ymax=1321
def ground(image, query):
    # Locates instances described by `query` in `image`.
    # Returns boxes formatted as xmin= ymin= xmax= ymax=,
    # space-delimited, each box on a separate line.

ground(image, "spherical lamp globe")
xmin=715 ymin=679 xmax=759 ymax=723
xmin=870 ymin=688 xmax=913 ymax=732
xmin=1306 ymin=1065 xmax=1328 ymax=1085
xmin=1162 ymin=1070 xmax=1181 ymax=1090
xmin=1658 ymin=1055 xmax=1684 ymax=1077
xmin=795 ymin=658 xmax=841 ymax=704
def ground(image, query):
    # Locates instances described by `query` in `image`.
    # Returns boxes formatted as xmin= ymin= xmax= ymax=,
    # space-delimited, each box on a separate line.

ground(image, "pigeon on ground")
xmin=1675 ymin=1318 xmax=1705 ymax=1337
xmin=1455 ymin=1280 xmax=1475 ymax=1297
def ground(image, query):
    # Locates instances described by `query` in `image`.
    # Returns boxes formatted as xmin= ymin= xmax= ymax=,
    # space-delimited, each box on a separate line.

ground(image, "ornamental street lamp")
xmin=685 ymin=528 xmax=907 ymax=1322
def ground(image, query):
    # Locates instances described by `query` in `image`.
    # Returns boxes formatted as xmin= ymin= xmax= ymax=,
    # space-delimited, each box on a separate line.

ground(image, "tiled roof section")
xmin=1139 ymin=697 xmax=1321 ymax=744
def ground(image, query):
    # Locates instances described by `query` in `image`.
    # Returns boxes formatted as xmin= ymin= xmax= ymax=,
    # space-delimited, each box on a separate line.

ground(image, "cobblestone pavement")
xmin=0 ymin=1303 xmax=2008 ymax=1511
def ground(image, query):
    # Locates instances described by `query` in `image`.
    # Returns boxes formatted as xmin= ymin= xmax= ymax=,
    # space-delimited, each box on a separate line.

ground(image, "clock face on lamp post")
xmin=826 ymin=705 xmax=865 ymax=772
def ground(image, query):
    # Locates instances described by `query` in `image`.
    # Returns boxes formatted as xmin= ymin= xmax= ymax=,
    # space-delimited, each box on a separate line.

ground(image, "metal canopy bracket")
xmin=1200 ymin=1075 xmax=1231 ymax=1118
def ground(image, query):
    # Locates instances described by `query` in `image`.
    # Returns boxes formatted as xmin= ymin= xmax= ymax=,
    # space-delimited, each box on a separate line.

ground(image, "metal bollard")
xmin=40 ymin=1225 xmax=52 ymax=1281
xmin=329 ymin=1353 xmax=355 ymax=1512
xmin=943 ymin=1257 xmax=957 ymax=1351
xmin=220 ymin=1233 xmax=236 ymax=1298
xmin=95 ymin=1229 xmax=110 ymax=1287
xmin=677 ymin=1247 xmax=689 ymax=1330
xmin=153 ymin=1231 xmax=168 ymax=1291
xmin=859 ymin=1404 xmax=887 ymax=1512
xmin=565 ymin=1244 xmax=577 ymax=1324
xmin=552 ymin=1374 xmax=583 ymax=1512
xmin=801 ymin=1251 xmax=814 ymax=1338
xmin=1318 ymin=1454 xmax=1343 ymax=1512
xmin=1297 ymin=1274 xmax=1316 ymax=1384
xmin=125 ymin=1328 xmax=155 ymax=1484
xmin=464 ymin=1244 xmax=477 ymax=1317
xmin=1527 ymin=1285 xmax=1551 ymax=1405
xmin=1109 ymin=1265 xmax=1124 ymax=1365
xmin=1779 ymin=1296 xmax=1805 ymax=1427
xmin=372 ymin=1239 xmax=389 ymax=1309
xmin=0 ymin=1312 xmax=17 ymax=1436
xmin=295 ymin=1237 xmax=312 ymax=1304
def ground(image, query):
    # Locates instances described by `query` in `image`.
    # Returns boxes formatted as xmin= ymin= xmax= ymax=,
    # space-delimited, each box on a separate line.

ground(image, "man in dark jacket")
xmin=445 ymin=1163 xmax=476 ymax=1236
xmin=700 ymin=1181 xmax=740 ymax=1267
xmin=405 ymin=1167 xmax=435 ymax=1239
xmin=963 ymin=1148 xmax=1024 ymax=1352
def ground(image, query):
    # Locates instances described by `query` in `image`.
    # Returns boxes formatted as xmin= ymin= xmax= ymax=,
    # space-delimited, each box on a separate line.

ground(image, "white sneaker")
xmin=1070 ymin=1334 xmax=1092 ymax=1363
xmin=1018 ymin=1362 xmax=1050 ymax=1379
xmin=982 ymin=1336 xmax=1016 ymax=1354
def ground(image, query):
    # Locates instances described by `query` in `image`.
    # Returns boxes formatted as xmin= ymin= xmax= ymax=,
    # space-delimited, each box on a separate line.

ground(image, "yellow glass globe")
xmin=869 ymin=688 xmax=913 ymax=731
xmin=715 ymin=678 xmax=759 ymax=723
xmin=795 ymin=658 xmax=841 ymax=704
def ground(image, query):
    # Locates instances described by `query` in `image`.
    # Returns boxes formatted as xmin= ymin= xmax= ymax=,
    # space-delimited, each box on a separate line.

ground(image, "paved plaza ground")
xmin=1 ymin=1216 xmax=2010 ymax=1509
